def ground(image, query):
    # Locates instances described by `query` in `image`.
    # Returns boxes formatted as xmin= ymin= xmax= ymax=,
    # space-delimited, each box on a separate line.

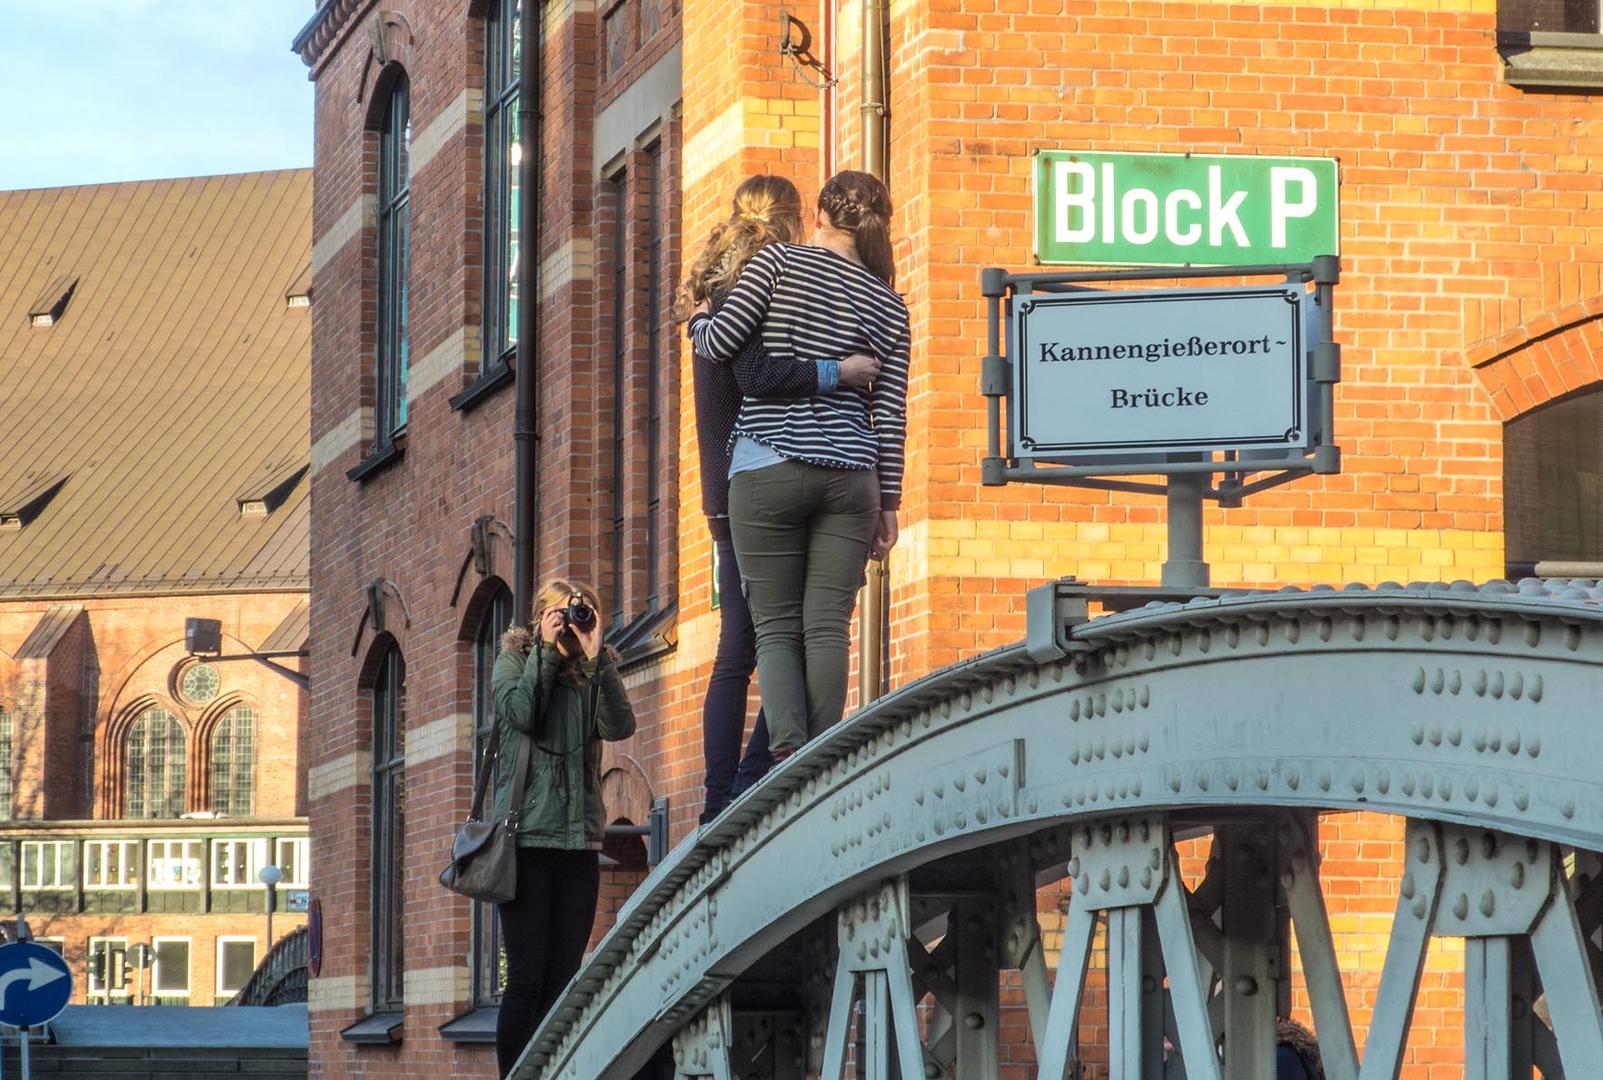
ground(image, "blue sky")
xmin=0 ymin=1 xmax=314 ymax=191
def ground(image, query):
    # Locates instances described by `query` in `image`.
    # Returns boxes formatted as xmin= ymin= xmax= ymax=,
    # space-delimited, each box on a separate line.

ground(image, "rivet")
xmin=1350 ymin=770 xmax=1365 ymax=795
xmin=1428 ymin=722 xmax=1442 ymax=747
xmin=1412 ymin=896 xmax=1428 ymax=919
xmin=1401 ymin=872 xmax=1416 ymax=899
xmin=1099 ymin=869 xmax=1111 ymax=891
xmin=1376 ymin=770 xmax=1391 ymax=795
xmin=1401 ymin=773 xmax=1416 ymax=796
xmin=1529 ymin=674 xmax=1544 ymax=701
xmin=1140 ymin=868 xmax=1153 ymax=889
xmin=1562 ymin=798 xmax=1575 ymax=819
xmin=1480 ymin=832 xmax=1497 ymax=859
xmin=1480 ymin=891 xmax=1496 ymax=918
xmin=1510 ymin=862 xmax=1524 ymax=889
xmin=1465 ymin=778 xmax=1479 ymax=801
xmin=1118 ymin=867 xmax=1130 ymax=888
xmin=1491 ymin=671 xmax=1505 ymax=699
xmin=1488 ymin=731 xmax=1501 ymax=752
xmin=1449 ymin=670 xmax=1462 ymax=695
xmin=1412 ymin=667 xmax=1426 ymax=694
xmin=1509 ymin=671 xmax=1524 ymax=699
xmin=1447 ymin=722 xmax=1462 ymax=747
xmin=1197 ymin=773 xmax=1210 ymax=792
xmin=1565 ymin=625 xmax=1581 ymax=651
xmin=1453 ymin=893 xmax=1469 ymax=920
xmin=1286 ymin=770 xmax=1301 ymax=791
xmin=1410 ymin=720 xmax=1424 ymax=745
xmin=1526 ymin=733 xmax=1541 ymax=758
xmin=964 ymin=1013 xmax=984 ymax=1030
xmin=1525 ymin=623 xmax=1540 ymax=647
xmin=1234 ymin=976 xmax=1258 ymax=996
xmin=1455 ymin=837 xmax=1470 ymax=865
xmin=1473 ymin=671 xmax=1488 ymax=697
xmin=1317 ymin=768 xmax=1331 ymax=792
xmin=1506 ymin=732 xmax=1521 ymax=755
xmin=1515 ymin=788 xmax=1531 ymax=812
xmin=1226 ymin=769 xmax=1240 ymax=791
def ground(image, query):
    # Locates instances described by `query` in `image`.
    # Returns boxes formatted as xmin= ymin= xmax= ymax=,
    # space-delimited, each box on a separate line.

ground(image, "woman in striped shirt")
xmin=688 ymin=170 xmax=911 ymax=761
xmin=676 ymin=174 xmax=880 ymax=821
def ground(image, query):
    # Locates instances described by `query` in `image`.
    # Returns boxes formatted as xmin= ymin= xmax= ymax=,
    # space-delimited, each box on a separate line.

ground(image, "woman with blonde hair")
xmin=680 ymin=174 xmax=879 ymax=821
xmin=689 ymin=169 xmax=910 ymax=765
xmin=490 ymin=579 xmax=635 ymax=1076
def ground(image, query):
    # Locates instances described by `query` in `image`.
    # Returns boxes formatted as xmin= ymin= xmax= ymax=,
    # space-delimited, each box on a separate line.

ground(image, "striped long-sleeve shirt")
xmin=687 ymin=242 xmax=911 ymax=510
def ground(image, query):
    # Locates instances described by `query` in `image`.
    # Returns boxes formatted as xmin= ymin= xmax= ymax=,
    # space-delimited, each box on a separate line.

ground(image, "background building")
xmin=295 ymin=0 xmax=1602 ymax=1074
xmin=0 ymin=170 xmax=313 ymax=1006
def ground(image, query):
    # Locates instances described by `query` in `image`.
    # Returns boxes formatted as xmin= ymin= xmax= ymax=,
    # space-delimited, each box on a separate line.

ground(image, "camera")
xmin=561 ymin=596 xmax=597 ymax=634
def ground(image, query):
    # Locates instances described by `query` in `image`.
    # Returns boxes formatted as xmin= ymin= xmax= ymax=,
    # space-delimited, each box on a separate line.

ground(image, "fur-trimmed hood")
xmin=500 ymin=623 xmax=536 ymax=653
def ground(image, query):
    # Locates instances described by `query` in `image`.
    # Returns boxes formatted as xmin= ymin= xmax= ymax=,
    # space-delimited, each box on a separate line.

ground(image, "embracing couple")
xmin=679 ymin=170 xmax=911 ymax=823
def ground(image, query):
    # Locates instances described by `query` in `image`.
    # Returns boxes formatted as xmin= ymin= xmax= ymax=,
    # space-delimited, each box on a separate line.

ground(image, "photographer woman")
xmin=677 ymin=174 xmax=880 ymax=821
xmin=688 ymin=170 xmax=910 ymax=763
xmin=490 ymin=579 xmax=636 ymax=1076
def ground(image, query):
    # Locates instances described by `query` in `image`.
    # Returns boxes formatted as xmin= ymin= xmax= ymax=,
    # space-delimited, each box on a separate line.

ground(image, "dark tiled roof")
xmin=0 ymin=170 xmax=311 ymax=598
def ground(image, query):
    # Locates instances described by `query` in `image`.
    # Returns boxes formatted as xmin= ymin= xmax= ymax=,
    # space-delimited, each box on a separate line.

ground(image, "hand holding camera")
xmin=539 ymin=595 xmax=602 ymax=659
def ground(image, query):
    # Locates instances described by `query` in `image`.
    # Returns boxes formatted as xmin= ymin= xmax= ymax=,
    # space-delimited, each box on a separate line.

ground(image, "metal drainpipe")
xmin=858 ymin=0 xmax=891 ymax=704
xmin=513 ymin=0 xmax=546 ymax=623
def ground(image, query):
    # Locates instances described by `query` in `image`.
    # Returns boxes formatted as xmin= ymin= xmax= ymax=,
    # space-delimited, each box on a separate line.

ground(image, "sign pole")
xmin=1162 ymin=470 xmax=1209 ymax=588
xmin=16 ymin=1026 xmax=25 ymax=1080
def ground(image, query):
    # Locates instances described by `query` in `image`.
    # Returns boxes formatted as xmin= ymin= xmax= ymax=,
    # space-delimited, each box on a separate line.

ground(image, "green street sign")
xmin=1034 ymin=150 xmax=1340 ymax=267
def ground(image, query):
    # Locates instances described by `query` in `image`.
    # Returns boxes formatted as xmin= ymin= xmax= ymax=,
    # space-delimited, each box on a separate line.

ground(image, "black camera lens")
xmin=565 ymin=597 xmax=597 ymax=633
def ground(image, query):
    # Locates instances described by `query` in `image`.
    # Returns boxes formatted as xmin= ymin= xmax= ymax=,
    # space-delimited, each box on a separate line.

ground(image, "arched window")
xmin=1504 ymin=386 xmax=1603 ymax=576
xmin=483 ymin=0 xmax=522 ymax=366
xmin=0 ymin=706 xmax=12 ymax=821
xmin=375 ymin=73 xmax=412 ymax=446
xmin=371 ymin=646 xmax=406 ymax=1011
xmin=209 ymin=706 xmax=256 ymax=817
xmin=126 ymin=708 xmax=186 ymax=819
xmin=471 ymin=584 xmax=513 ymax=1005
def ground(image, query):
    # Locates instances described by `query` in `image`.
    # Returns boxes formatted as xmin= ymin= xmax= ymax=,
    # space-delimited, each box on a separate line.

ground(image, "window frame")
xmin=370 ymin=646 xmax=407 ymax=1013
xmin=20 ymin=840 xmax=73 ymax=890
xmin=83 ymin=839 xmax=141 ymax=890
xmin=216 ymin=935 xmax=258 ymax=997
xmin=483 ymin=0 xmax=522 ymax=369
xmin=644 ymin=140 xmax=664 ymax=614
xmin=147 ymin=839 xmax=206 ymax=890
xmin=152 ymin=936 xmax=192 ymax=997
xmin=0 ymin=705 xmax=12 ymax=822
xmin=209 ymin=704 xmax=257 ymax=817
xmin=210 ymin=838 xmax=268 ymax=889
xmin=125 ymin=706 xmax=188 ymax=819
xmin=471 ymin=586 xmax=513 ymax=1006
xmin=609 ymin=167 xmax=629 ymax=631
xmin=275 ymin=837 xmax=310 ymax=888
xmin=374 ymin=73 xmax=413 ymax=449
xmin=88 ymin=936 xmax=130 ymax=999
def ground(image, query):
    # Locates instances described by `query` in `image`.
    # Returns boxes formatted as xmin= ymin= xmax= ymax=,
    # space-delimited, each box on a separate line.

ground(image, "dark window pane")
xmin=1505 ymin=388 xmax=1603 ymax=565
xmin=611 ymin=171 xmax=628 ymax=629
xmin=154 ymin=940 xmax=190 ymax=994
xmin=377 ymin=77 xmax=412 ymax=443
xmin=1499 ymin=0 xmax=1600 ymax=32
xmin=0 ymin=707 xmax=12 ymax=821
xmin=211 ymin=706 xmax=256 ymax=816
xmin=371 ymin=647 xmax=407 ymax=1011
xmin=472 ymin=586 xmax=513 ymax=1004
xmin=126 ymin=709 xmax=186 ymax=818
xmin=220 ymin=940 xmax=256 ymax=994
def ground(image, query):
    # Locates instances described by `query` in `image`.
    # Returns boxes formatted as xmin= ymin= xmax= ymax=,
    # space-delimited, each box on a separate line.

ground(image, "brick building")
xmin=295 ymin=0 xmax=1602 ymax=1075
xmin=0 ymin=171 xmax=312 ymax=1006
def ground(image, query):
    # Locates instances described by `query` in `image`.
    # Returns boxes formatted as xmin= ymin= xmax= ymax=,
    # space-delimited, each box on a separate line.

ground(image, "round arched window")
xmin=179 ymin=663 xmax=220 ymax=705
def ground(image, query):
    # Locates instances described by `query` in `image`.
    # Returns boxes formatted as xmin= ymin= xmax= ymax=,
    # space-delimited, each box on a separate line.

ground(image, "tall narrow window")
xmin=210 ymin=706 xmax=256 ymax=816
xmin=1499 ymin=0 xmax=1600 ymax=32
xmin=609 ymin=171 xmax=629 ymax=630
xmin=1505 ymin=386 xmax=1603 ymax=575
xmin=376 ymin=75 xmax=413 ymax=444
xmin=471 ymin=585 xmax=513 ymax=1006
xmin=484 ymin=0 xmax=522 ymax=365
xmin=645 ymin=143 xmax=663 ymax=612
xmin=371 ymin=647 xmax=406 ymax=1012
xmin=126 ymin=708 xmax=187 ymax=818
xmin=0 ymin=706 xmax=12 ymax=821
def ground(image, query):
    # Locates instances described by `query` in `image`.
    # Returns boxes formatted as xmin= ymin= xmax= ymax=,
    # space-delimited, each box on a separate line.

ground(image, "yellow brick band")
xmin=899 ymin=518 xmax=1504 ymax=588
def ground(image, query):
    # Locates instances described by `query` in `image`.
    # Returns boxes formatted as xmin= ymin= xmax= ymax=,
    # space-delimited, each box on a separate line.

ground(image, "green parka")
xmin=490 ymin=626 xmax=637 ymax=849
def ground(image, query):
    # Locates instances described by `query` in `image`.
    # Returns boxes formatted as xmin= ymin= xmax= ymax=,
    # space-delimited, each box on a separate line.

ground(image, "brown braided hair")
xmin=817 ymin=170 xmax=895 ymax=288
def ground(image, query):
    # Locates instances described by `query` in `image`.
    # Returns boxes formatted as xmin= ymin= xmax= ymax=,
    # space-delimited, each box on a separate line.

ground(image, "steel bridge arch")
xmin=514 ymin=581 xmax=1603 ymax=1080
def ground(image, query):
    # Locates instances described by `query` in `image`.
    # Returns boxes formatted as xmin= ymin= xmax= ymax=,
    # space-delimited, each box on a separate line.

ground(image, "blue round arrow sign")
xmin=0 ymin=942 xmax=72 ymax=1028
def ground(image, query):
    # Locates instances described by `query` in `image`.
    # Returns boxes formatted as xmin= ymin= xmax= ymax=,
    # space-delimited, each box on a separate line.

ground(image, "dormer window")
xmin=28 ymin=277 xmax=78 ymax=328
xmin=0 ymin=474 xmax=69 ymax=531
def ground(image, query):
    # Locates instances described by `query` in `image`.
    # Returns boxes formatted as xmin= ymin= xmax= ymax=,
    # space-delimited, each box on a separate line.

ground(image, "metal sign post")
xmin=0 ymin=938 xmax=73 ymax=1080
xmin=981 ymin=258 xmax=1342 ymax=589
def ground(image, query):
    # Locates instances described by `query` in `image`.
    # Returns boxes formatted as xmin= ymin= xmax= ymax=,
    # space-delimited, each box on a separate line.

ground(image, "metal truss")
xmin=513 ymin=580 xmax=1603 ymax=1080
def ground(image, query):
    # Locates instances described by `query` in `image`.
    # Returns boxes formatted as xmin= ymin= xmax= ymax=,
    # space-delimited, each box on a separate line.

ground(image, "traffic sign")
xmin=1034 ymin=150 xmax=1339 ymax=267
xmin=0 ymin=942 xmax=71 ymax=1028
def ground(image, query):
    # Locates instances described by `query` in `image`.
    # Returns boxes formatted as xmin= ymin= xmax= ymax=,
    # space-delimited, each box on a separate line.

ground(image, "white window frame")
xmin=210 ymin=838 xmax=267 ymax=888
xmin=274 ymin=837 xmax=310 ymax=888
xmin=147 ymin=839 xmax=205 ymax=889
xmin=20 ymin=840 xmax=73 ymax=890
xmin=83 ymin=839 xmax=140 ymax=889
xmin=215 ymin=935 xmax=257 ymax=996
xmin=34 ymin=937 xmax=64 ymax=958
xmin=87 ymin=936 xmax=130 ymax=998
xmin=151 ymin=936 xmax=191 ymax=997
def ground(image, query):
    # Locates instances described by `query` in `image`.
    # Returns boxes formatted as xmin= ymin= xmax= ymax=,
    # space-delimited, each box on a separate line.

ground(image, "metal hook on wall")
xmin=779 ymin=6 xmax=838 ymax=89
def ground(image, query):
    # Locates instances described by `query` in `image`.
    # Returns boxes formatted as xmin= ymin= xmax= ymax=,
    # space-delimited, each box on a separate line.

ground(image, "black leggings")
xmin=495 ymin=847 xmax=600 ymax=1077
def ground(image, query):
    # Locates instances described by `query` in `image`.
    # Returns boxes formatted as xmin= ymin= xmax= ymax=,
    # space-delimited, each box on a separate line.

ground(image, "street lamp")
xmin=184 ymin=617 xmax=308 ymax=689
xmin=259 ymin=864 xmax=283 ymax=950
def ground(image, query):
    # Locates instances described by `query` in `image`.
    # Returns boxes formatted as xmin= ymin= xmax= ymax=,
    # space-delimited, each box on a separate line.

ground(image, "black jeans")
xmin=495 ymin=847 xmax=600 ymax=1077
xmin=701 ymin=517 xmax=774 ymax=818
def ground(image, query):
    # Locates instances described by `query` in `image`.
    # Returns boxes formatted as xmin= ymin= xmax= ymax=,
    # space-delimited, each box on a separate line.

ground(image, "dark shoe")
xmin=697 ymin=803 xmax=726 ymax=826
xmin=769 ymin=746 xmax=797 ymax=766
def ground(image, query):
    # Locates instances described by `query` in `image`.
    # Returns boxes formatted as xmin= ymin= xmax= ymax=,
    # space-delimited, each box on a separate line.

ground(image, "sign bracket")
xmin=981 ymin=258 xmax=1341 ymax=589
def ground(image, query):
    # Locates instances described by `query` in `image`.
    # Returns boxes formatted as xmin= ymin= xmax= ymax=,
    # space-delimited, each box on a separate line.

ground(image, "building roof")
xmin=0 ymin=170 xmax=311 ymax=599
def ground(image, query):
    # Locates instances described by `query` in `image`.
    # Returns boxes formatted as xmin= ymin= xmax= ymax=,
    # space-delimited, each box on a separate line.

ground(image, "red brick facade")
xmin=300 ymin=0 xmax=1602 ymax=1075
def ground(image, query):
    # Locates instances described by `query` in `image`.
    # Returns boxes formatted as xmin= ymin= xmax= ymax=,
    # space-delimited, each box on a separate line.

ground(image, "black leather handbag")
xmin=439 ymin=724 xmax=530 ymax=904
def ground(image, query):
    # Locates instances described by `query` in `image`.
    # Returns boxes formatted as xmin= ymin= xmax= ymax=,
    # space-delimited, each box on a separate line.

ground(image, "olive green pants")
xmin=728 ymin=460 xmax=880 ymax=753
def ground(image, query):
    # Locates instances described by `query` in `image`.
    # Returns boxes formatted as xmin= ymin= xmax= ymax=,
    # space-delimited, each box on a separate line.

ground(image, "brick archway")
xmin=1469 ymin=297 xmax=1603 ymax=420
